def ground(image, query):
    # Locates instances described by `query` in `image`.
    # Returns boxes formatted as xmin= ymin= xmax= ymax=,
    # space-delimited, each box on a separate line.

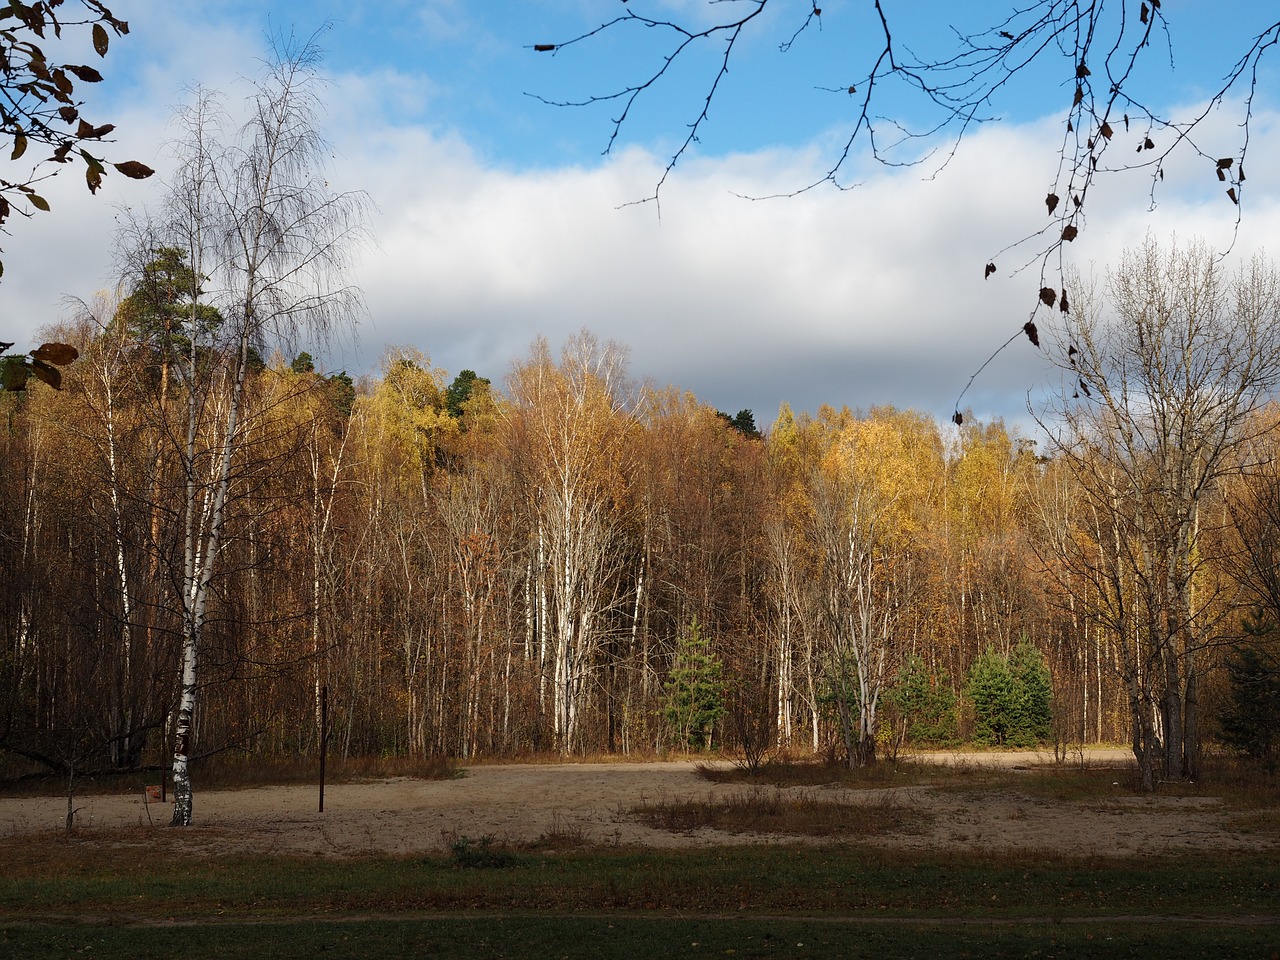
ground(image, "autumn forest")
xmin=5 ymin=230 xmax=1280 ymax=800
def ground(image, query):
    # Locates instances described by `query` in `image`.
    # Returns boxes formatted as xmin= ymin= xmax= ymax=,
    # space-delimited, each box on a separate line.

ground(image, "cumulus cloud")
xmin=337 ymin=102 xmax=1278 ymax=429
xmin=2 ymin=6 xmax=1277 ymax=438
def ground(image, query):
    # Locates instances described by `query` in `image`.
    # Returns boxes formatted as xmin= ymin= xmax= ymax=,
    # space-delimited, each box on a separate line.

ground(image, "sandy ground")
xmin=0 ymin=748 xmax=1273 ymax=858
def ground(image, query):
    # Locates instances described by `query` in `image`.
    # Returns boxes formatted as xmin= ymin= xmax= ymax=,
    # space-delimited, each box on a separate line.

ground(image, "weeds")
xmin=524 ymin=813 xmax=589 ymax=851
xmin=444 ymin=832 xmax=517 ymax=868
xmin=627 ymin=786 xmax=925 ymax=837
xmin=696 ymin=756 xmax=927 ymax=789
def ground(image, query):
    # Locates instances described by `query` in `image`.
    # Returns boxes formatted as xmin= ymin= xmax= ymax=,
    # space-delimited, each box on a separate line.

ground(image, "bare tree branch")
xmin=530 ymin=2 xmax=1280 ymax=414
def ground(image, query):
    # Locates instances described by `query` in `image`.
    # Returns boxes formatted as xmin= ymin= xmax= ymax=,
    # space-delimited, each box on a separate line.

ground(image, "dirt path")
xmin=0 ymin=749 xmax=1271 ymax=858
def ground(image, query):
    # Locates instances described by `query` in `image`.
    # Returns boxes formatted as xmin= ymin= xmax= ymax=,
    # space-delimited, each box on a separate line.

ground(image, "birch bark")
xmin=161 ymin=39 xmax=368 ymax=824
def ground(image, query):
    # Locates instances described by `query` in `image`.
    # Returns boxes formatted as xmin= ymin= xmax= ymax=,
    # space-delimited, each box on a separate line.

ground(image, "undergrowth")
xmin=627 ymin=786 xmax=926 ymax=837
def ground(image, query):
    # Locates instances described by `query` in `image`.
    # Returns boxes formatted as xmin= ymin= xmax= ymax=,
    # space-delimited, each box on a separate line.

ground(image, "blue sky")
xmin=4 ymin=1 xmax=1279 ymax=430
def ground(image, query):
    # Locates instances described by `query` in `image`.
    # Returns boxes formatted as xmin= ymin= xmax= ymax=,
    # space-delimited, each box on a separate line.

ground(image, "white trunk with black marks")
xmin=98 ymin=361 xmax=138 ymax=766
xmin=163 ymin=42 xmax=367 ymax=821
xmin=171 ymin=330 xmax=252 ymax=827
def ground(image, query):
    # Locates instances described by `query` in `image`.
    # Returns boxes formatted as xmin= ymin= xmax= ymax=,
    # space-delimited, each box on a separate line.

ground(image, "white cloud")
xmin=3 ymin=11 xmax=1277 ymax=438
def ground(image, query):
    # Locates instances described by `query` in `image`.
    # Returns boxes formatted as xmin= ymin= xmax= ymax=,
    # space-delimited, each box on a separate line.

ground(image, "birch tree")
xmin=158 ymin=38 xmax=368 ymax=825
xmin=803 ymin=407 xmax=936 ymax=766
xmin=505 ymin=332 xmax=637 ymax=753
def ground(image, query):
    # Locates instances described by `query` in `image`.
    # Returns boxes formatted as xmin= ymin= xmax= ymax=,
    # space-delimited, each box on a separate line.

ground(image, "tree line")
xmin=4 ymin=238 xmax=1280 ymax=796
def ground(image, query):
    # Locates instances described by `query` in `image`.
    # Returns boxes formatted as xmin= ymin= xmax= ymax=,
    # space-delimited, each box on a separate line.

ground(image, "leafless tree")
xmin=1037 ymin=237 xmax=1280 ymax=788
xmin=156 ymin=34 xmax=369 ymax=825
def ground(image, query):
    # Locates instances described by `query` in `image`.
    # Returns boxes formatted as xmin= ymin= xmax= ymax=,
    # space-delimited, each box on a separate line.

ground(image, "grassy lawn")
xmin=2 ymin=839 xmax=1276 ymax=959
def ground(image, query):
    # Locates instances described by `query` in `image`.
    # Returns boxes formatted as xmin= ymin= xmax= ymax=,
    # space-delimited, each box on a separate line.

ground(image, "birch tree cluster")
xmin=3 ymin=242 xmax=1280 ymax=789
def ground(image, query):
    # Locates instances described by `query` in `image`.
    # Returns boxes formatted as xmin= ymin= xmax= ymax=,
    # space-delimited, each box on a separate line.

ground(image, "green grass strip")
xmin=3 ymin=845 xmax=1276 ymax=921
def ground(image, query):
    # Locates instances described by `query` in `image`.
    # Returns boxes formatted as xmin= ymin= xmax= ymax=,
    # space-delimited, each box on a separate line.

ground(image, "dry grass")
xmin=695 ymin=756 xmax=930 ymax=789
xmin=189 ymin=753 xmax=461 ymax=789
xmin=626 ymin=786 xmax=927 ymax=838
xmin=524 ymin=812 xmax=594 ymax=851
xmin=0 ymin=753 xmax=461 ymax=799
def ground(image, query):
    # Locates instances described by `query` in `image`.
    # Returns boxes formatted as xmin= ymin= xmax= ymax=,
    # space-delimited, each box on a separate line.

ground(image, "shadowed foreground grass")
xmin=2 ymin=838 xmax=1276 ymax=959
xmin=3 ymin=915 xmax=1276 ymax=960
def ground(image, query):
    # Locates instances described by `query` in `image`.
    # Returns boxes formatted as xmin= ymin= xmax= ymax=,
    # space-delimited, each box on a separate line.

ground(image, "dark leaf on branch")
xmin=1140 ymin=3 xmax=1149 ymax=24
xmin=58 ymin=105 xmax=78 ymax=123
xmin=1123 ymin=114 xmax=1129 ymax=131
xmin=52 ymin=69 xmax=74 ymax=99
xmin=64 ymin=64 xmax=104 ymax=83
xmin=952 ymin=411 xmax=963 ymax=426
xmin=1144 ymin=137 xmax=1155 ymax=151
xmin=1227 ymin=187 xmax=1238 ymax=204
xmin=533 ymin=43 xmax=557 ymax=52
xmin=1039 ymin=287 xmax=1057 ymax=308
xmin=1079 ymin=378 xmax=1091 ymax=397
xmin=1062 ymin=224 xmax=1078 ymax=242
xmin=1060 ymin=291 xmax=1070 ymax=313
xmin=11 ymin=134 xmax=27 ymax=161
xmin=1023 ymin=321 xmax=1040 ymax=347
xmin=1045 ymin=193 xmax=1059 ymax=215
xmin=999 ymin=30 xmax=1014 ymax=40
xmin=75 ymin=119 xmax=115 ymax=139
xmin=30 ymin=343 xmax=79 ymax=365
xmin=1217 ymin=157 xmax=1234 ymax=169
xmin=1218 ymin=167 xmax=1226 ymax=181
xmin=1099 ymin=122 xmax=1112 ymax=140
xmin=92 ymin=22 xmax=109 ymax=57
xmin=1073 ymin=85 xmax=1083 ymax=106
xmin=847 ymin=85 xmax=856 ymax=94
xmin=1240 ymin=165 xmax=1246 ymax=182
xmin=29 ymin=359 xmax=61 ymax=390
xmin=112 ymin=160 xmax=154 ymax=179
xmin=984 ymin=262 xmax=996 ymax=279
xmin=1076 ymin=63 xmax=1090 ymax=78
xmin=27 ymin=193 xmax=49 ymax=212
